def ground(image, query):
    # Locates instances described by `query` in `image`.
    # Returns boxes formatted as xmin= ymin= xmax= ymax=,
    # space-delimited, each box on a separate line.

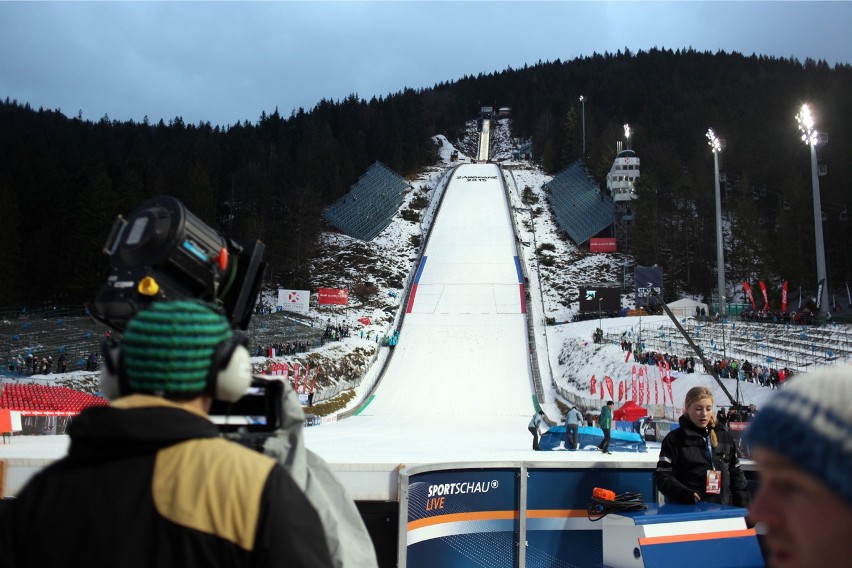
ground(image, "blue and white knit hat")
xmin=745 ymin=364 xmax=852 ymax=506
xmin=122 ymin=300 xmax=232 ymax=398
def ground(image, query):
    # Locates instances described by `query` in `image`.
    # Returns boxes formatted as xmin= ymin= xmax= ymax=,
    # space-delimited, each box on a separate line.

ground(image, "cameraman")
xmin=0 ymin=300 xmax=333 ymax=567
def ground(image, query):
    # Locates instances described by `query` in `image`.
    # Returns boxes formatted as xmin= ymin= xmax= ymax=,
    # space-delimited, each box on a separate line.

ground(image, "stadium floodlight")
xmin=579 ymin=95 xmax=586 ymax=158
xmin=707 ymin=128 xmax=726 ymax=317
xmin=796 ymin=103 xmax=829 ymax=319
xmin=706 ymin=128 xmax=722 ymax=153
xmin=624 ymin=124 xmax=632 ymax=149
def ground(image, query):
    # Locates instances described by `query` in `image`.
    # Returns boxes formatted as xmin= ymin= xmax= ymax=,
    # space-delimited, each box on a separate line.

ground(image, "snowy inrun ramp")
xmin=304 ymin=163 xmax=537 ymax=470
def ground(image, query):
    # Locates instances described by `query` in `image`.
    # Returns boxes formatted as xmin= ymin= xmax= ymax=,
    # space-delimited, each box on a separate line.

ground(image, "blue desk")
xmin=602 ymin=503 xmax=763 ymax=568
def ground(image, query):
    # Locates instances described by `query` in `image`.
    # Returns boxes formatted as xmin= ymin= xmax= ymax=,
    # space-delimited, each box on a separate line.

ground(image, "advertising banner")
xmin=589 ymin=237 xmax=617 ymax=252
xmin=634 ymin=266 xmax=663 ymax=308
xmin=759 ymin=281 xmax=769 ymax=312
xmin=318 ymin=288 xmax=349 ymax=305
xmin=405 ymin=469 xmax=518 ymax=568
xmin=277 ymin=289 xmax=310 ymax=313
xmin=741 ymin=282 xmax=756 ymax=310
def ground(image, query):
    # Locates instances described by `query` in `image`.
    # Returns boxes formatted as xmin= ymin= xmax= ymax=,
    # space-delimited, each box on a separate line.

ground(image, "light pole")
xmin=579 ymin=95 xmax=586 ymax=159
xmin=796 ymin=103 xmax=829 ymax=320
xmin=707 ymin=128 xmax=726 ymax=318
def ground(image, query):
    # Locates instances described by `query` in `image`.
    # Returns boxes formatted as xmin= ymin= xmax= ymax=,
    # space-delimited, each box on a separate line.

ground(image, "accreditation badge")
xmin=706 ymin=469 xmax=721 ymax=494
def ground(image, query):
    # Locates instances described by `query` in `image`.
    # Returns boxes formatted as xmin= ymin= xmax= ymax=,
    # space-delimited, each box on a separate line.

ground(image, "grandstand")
xmin=0 ymin=383 xmax=108 ymax=414
xmin=323 ymin=161 xmax=411 ymax=241
xmin=1 ymin=307 xmax=107 ymax=372
xmin=544 ymin=160 xmax=615 ymax=246
xmin=602 ymin=317 xmax=852 ymax=373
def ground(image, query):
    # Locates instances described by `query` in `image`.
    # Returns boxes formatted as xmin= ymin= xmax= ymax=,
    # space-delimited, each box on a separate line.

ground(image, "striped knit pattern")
xmin=123 ymin=300 xmax=232 ymax=396
xmin=745 ymin=364 xmax=852 ymax=506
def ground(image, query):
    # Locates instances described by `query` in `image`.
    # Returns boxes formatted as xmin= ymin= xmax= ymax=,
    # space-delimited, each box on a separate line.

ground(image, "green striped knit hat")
xmin=123 ymin=300 xmax=232 ymax=398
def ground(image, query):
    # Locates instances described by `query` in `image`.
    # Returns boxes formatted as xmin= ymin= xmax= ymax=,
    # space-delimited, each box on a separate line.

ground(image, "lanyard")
xmin=705 ymin=434 xmax=716 ymax=470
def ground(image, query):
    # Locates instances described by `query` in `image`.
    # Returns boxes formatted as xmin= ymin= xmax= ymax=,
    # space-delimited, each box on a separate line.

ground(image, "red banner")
xmin=605 ymin=376 xmax=614 ymax=400
xmin=590 ymin=375 xmax=596 ymax=395
xmin=661 ymin=374 xmax=675 ymax=403
xmin=310 ymin=366 xmax=320 ymax=393
xmin=638 ymin=376 xmax=645 ymax=405
xmin=292 ymin=363 xmax=300 ymax=391
xmin=358 ymin=316 xmax=371 ymax=325
xmin=645 ymin=372 xmax=650 ymax=406
xmin=742 ymin=282 xmax=756 ymax=310
xmin=302 ymin=364 xmax=311 ymax=393
xmin=589 ymin=237 xmax=617 ymax=253
xmin=654 ymin=374 xmax=659 ymax=404
xmin=632 ymin=366 xmax=638 ymax=401
xmin=618 ymin=380 xmax=625 ymax=402
xmin=781 ymin=280 xmax=788 ymax=312
xmin=759 ymin=281 xmax=769 ymax=313
xmin=318 ymin=288 xmax=349 ymax=305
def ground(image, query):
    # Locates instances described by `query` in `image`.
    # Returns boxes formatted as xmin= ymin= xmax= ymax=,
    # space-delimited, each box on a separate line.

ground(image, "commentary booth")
xmin=397 ymin=461 xmax=763 ymax=568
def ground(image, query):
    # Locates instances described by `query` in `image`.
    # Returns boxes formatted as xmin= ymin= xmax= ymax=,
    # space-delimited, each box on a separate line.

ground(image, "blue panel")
xmin=528 ymin=469 xmax=656 ymax=510
xmin=527 ymin=531 xmax=601 ymax=568
xmin=413 ymin=256 xmax=428 ymax=284
xmin=513 ymin=256 xmax=523 ymax=283
xmin=409 ymin=534 xmax=517 ymax=568
xmin=406 ymin=469 xmax=519 ymax=568
xmin=640 ymin=534 xmax=764 ymax=568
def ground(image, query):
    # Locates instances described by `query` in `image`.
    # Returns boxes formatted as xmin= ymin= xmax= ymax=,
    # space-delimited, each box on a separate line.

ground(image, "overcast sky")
xmin=2 ymin=1 xmax=851 ymax=127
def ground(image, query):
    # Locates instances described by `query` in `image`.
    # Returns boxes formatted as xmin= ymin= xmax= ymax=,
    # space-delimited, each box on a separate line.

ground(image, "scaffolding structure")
xmin=323 ymin=161 xmax=410 ymax=241
xmin=544 ymin=161 xmax=615 ymax=246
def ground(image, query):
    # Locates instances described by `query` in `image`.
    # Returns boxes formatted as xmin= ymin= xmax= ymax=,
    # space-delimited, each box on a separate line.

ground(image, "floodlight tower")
xmin=624 ymin=124 xmax=632 ymax=150
xmin=796 ymin=103 xmax=829 ymax=319
xmin=579 ymin=95 xmax=586 ymax=158
xmin=707 ymin=128 xmax=726 ymax=317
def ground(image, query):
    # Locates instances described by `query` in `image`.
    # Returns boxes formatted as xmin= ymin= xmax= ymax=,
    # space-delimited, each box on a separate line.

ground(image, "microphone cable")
xmin=586 ymin=487 xmax=647 ymax=521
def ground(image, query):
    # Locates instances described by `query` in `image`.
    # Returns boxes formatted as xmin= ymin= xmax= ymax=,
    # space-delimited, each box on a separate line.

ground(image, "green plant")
xmin=401 ymin=208 xmax=421 ymax=223
xmin=352 ymin=282 xmax=379 ymax=301
xmin=521 ymin=186 xmax=538 ymax=205
xmin=409 ymin=194 xmax=428 ymax=210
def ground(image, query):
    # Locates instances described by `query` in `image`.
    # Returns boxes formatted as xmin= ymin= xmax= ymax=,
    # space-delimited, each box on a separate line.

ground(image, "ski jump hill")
xmin=304 ymin=160 xmax=660 ymax=498
xmin=305 ymin=162 xmax=545 ymax=477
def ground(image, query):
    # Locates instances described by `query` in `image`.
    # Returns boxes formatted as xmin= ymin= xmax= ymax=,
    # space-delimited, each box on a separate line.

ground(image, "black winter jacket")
xmin=654 ymin=414 xmax=750 ymax=507
xmin=0 ymin=395 xmax=333 ymax=568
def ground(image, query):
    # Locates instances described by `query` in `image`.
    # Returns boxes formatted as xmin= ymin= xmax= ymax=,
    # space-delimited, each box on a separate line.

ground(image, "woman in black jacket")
xmin=655 ymin=386 xmax=750 ymax=506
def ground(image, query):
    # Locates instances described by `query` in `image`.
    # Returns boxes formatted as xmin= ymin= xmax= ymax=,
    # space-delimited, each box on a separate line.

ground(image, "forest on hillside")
xmin=1 ymin=48 xmax=851 ymax=308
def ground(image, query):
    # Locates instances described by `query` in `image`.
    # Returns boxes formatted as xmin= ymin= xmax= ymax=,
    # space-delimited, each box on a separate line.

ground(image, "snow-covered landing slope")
xmin=304 ymin=163 xmax=540 ymax=463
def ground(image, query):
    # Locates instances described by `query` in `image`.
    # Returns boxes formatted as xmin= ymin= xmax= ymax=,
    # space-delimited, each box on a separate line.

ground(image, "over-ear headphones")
xmin=100 ymin=333 xmax=252 ymax=404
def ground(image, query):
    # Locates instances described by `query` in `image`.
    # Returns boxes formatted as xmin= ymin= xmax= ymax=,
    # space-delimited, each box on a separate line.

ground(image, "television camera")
xmin=91 ymin=195 xmax=282 ymax=440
